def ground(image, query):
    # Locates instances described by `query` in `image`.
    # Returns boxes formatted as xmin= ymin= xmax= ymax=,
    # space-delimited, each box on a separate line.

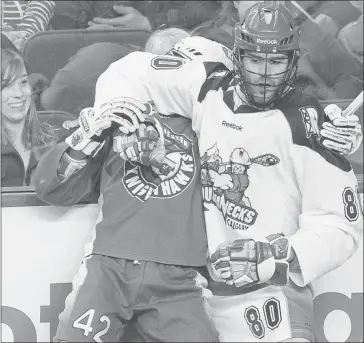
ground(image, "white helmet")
xmin=230 ymin=148 xmax=251 ymax=166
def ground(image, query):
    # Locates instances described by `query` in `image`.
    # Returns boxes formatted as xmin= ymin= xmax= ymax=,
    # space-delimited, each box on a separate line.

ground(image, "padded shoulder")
xmin=278 ymin=93 xmax=352 ymax=172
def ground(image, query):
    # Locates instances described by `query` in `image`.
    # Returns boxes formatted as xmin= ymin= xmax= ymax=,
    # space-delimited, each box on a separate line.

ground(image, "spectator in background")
xmin=1 ymin=1 xmax=55 ymax=51
xmin=41 ymin=27 xmax=189 ymax=117
xmin=50 ymin=1 xmax=111 ymax=30
xmin=314 ymin=0 xmax=361 ymax=35
xmin=337 ymin=1 xmax=363 ymax=66
xmin=1 ymin=48 xmax=71 ymax=187
xmin=50 ymin=1 xmax=221 ymax=31
xmin=191 ymin=1 xmax=261 ymax=40
xmin=87 ymin=1 xmax=221 ymax=31
xmin=334 ymin=1 xmax=363 ymax=98
xmin=294 ymin=0 xmax=363 ymax=100
xmin=40 ymin=42 xmax=138 ymax=117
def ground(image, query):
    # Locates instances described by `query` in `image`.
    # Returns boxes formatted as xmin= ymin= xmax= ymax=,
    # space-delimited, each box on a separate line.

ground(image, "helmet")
xmin=230 ymin=148 xmax=251 ymax=166
xmin=233 ymin=2 xmax=301 ymax=110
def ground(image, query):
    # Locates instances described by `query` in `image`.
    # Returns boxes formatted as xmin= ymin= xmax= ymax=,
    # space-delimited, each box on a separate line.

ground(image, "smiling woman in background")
xmin=1 ymin=48 xmax=70 ymax=187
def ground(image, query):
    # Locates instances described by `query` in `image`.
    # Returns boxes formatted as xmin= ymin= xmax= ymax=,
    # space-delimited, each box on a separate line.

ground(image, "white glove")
xmin=64 ymin=98 xmax=152 ymax=156
xmin=64 ymin=107 xmax=116 ymax=155
xmin=321 ymin=104 xmax=363 ymax=155
xmin=99 ymin=97 xmax=152 ymax=135
xmin=209 ymin=234 xmax=292 ymax=288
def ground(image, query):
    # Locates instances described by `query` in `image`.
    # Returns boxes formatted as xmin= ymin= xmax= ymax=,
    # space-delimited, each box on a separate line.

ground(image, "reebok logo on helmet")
xmin=257 ymin=38 xmax=278 ymax=45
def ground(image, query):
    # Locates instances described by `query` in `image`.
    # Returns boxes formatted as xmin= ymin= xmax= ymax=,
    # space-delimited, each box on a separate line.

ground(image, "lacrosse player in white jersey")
xmin=90 ymin=3 xmax=363 ymax=342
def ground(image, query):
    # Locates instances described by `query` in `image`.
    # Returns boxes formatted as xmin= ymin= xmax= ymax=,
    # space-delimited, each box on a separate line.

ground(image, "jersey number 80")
xmin=342 ymin=186 xmax=363 ymax=222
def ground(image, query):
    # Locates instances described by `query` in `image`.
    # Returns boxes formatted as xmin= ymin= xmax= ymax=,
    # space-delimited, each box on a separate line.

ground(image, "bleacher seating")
xmin=22 ymin=28 xmax=151 ymax=81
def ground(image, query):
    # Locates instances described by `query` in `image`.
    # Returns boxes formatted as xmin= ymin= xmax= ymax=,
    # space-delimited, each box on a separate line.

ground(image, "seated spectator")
xmin=189 ymin=1 xmax=260 ymax=49
xmin=87 ymin=1 xmax=222 ymax=31
xmin=337 ymin=1 xmax=363 ymax=66
xmin=1 ymin=48 xmax=71 ymax=187
xmin=294 ymin=1 xmax=363 ymax=100
xmin=51 ymin=1 xmax=98 ymax=30
xmin=313 ymin=0 xmax=361 ymax=34
xmin=191 ymin=1 xmax=274 ymax=52
xmin=333 ymin=7 xmax=363 ymax=99
xmin=41 ymin=42 xmax=137 ymax=116
xmin=51 ymin=1 xmax=221 ymax=31
xmin=51 ymin=1 xmax=123 ymax=30
xmin=1 ymin=1 xmax=55 ymax=51
xmin=41 ymin=27 xmax=188 ymax=116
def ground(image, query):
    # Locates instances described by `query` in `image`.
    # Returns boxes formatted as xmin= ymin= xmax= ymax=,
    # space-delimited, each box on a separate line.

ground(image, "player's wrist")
xmin=66 ymin=147 xmax=88 ymax=160
xmin=57 ymin=151 xmax=88 ymax=183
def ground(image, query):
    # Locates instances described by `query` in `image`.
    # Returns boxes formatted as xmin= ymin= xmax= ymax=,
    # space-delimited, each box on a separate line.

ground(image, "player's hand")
xmin=89 ymin=4 xmax=152 ymax=30
xmin=209 ymin=234 xmax=291 ymax=288
xmin=321 ymin=104 xmax=363 ymax=155
xmin=99 ymin=97 xmax=154 ymax=135
xmin=64 ymin=107 xmax=121 ymax=156
xmin=113 ymin=119 xmax=166 ymax=168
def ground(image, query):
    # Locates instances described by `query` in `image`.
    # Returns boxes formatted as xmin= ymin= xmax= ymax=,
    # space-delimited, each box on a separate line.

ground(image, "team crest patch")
xmin=299 ymin=106 xmax=320 ymax=138
xmin=201 ymin=144 xmax=279 ymax=230
xmin=122 ymin=125 xmax=195 ymax=202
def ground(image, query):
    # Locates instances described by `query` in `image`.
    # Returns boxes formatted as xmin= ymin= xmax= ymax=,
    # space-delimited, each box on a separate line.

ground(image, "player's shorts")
xmin=54 ymin=254 xmax=219 ymax=342
xmin=204 ymin=280 xmax=315 ymax=342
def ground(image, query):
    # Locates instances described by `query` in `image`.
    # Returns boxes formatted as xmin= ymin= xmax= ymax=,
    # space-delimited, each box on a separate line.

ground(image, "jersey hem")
xmin=91 ymin=247 xmax=207 ymax=267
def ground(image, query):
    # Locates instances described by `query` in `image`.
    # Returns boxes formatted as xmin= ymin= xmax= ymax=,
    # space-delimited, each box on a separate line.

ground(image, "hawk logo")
xmin=299 ymin=106 xmax=320 ymax=138
xmin=122 ymin=125 xmax=195 ymax=202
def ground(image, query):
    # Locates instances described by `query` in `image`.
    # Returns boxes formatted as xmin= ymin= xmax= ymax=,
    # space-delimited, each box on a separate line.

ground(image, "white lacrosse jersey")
xmin=94 ymin=42 xmax=363 ymax=288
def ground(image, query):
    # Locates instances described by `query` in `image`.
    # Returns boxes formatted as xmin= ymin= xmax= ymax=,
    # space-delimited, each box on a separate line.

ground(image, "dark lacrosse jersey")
xmin=34 ymin=114 xmax=208 ymax=267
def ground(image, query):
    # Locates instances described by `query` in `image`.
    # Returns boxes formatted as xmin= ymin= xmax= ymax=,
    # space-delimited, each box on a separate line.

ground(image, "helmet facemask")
xmin=232 ymin=3 xmax=301 ymax=111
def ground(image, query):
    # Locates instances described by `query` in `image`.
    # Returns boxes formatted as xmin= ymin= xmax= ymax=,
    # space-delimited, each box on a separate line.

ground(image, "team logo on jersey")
xmin=201 ymin=144 xmax=280 ymax=230
xmin=299 ymin=106 xmax=320 ymax=138
xmin=122 ymin=125 xmax=195 ymax=202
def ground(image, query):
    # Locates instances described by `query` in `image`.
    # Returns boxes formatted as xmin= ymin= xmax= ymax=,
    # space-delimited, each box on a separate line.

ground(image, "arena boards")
xmin=1 ymin=192 xmax=363 ymax=342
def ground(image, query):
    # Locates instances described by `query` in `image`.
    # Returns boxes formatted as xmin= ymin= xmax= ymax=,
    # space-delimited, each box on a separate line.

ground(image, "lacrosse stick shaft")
xmin=290 ymin=1 xmax=316 ymax=23
xmin=342 ymin=91 xmax=363 ymax=117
